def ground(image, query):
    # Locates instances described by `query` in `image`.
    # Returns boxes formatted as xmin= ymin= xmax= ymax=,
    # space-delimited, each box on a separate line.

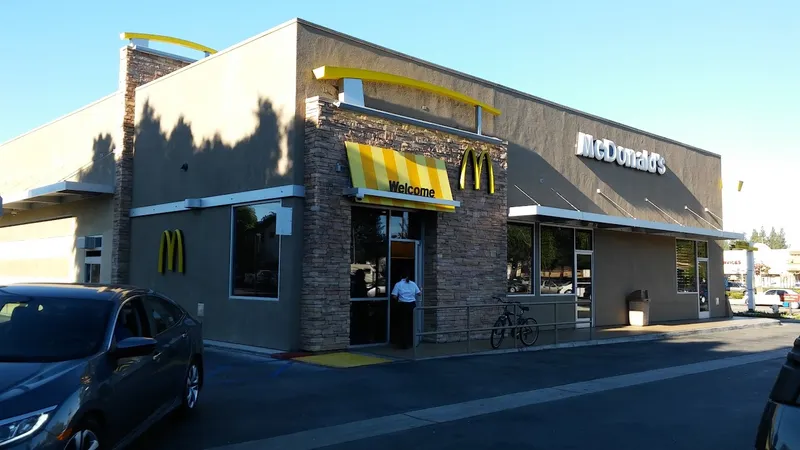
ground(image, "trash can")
xmin=627 ymin=289 xmax=650 ymax=326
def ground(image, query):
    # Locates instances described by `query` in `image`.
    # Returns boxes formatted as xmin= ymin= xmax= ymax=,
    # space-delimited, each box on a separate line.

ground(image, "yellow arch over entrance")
xmin=120 ymin=32 xmax=217 ymax=55
xmin=313 ymin=66 xmax=501 ymax=116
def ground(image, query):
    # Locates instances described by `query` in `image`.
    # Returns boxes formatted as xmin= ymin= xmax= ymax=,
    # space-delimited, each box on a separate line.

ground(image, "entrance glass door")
xmin=575 ymin=252 xmax=593 ymax=328
xmin=698 ymin=260 xmax=710 ymax=319
xmin=349 ymin=208 xmax=389 ymax=346
xmin=389 ymin=240 xmax=422 ymax=346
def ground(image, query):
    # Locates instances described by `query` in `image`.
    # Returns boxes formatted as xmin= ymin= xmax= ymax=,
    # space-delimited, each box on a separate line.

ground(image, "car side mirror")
xmin=112 ymin=337 xmax=157 ymax=359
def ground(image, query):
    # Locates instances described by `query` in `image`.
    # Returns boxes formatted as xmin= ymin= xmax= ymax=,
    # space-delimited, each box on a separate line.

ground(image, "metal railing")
xmin=411 ymin=298 xmax=594 ymax=359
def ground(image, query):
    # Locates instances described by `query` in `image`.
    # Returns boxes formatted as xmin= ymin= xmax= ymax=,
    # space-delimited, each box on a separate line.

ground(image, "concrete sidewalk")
xmin=365 ymin=316 xmax=781 ymax=361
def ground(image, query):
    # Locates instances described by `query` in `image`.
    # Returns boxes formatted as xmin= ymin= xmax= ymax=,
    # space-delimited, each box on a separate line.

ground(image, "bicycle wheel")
xmin=519 ymin=317 xmax=539 ymax=347
xmin=490 ymin=316 xmax=506 ymax=349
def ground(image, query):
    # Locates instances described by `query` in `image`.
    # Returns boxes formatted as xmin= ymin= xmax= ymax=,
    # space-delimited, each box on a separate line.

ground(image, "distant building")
xmin=725 ymin=244 xmax=800 ymax=287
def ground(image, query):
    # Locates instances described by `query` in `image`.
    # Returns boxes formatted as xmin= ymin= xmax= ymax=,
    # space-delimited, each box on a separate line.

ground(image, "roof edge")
xmin=134 ymin=18 xmax=300 ymax=93
xmin=0 ymin=92 xmax=119 ymax=148
xmin=295 ymin=18 xmax=721 ymax=159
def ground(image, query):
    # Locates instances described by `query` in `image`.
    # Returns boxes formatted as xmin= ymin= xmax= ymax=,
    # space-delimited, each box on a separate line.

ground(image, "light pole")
xmin=746 ymin=247 xmax=755 ymax=312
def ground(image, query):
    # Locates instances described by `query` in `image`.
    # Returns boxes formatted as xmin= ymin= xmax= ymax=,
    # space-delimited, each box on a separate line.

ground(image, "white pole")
xmin=746 ymin=248 xmax=755 ymax=312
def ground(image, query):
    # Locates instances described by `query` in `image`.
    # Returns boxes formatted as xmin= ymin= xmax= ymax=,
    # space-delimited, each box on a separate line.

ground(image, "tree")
xmin=750 ymin=227 xmax=767 ymax=244
xmin=507 ymin=225 xmax=532 ymax=267
xmin=766 ymin=227 xmax=789 ymax=249
xmin=748 ymin=226 xmax=789 ymax=249
xmin=507 ymin=225 xmax=533 ymax=281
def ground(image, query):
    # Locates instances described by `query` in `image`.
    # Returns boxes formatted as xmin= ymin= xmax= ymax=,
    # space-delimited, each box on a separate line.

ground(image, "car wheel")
xmin=180 ymin=361 xmax=201 ymax=413
xmin=63 ymin=422 xmax=101 ymax=450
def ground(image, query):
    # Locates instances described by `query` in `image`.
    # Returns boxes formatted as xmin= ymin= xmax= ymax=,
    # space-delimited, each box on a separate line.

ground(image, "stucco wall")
xmin=132 ymin=22 xmax=300 ymax=209
xmin=0 ymin=198 xmax=113 ymax=284
xmin=128 ymin=196 xmax=305 ymax=350
xmin=594 ymin=229 xmax=727 ymax=323
xmin=294 ymin=22 xmax=724 ymax=231
xmin=0 ymin=93 xmax=119 ymax=196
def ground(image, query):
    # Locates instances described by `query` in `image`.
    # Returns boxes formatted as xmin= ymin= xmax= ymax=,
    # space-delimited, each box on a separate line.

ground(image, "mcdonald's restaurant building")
xmin=0 ymin=19 xmax=744 ymax=352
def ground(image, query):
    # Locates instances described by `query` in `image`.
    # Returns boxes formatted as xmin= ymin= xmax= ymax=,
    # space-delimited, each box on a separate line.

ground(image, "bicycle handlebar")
xmin=492 ymin=296 xmax=521 ymax=305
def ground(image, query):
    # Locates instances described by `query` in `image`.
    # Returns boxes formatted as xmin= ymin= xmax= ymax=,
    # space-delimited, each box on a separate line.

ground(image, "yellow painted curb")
xmin=293 ymin=352 xmax=392 ymax=368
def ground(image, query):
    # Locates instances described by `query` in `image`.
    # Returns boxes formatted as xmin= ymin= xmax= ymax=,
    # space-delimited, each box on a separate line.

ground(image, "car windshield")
xmin=0 ymin=294 xmax=113 ymax=362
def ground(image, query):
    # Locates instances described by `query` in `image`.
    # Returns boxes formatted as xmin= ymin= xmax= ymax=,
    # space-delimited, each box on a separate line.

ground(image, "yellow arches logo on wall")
xmin=459 ymin=148 xmax=495 ymax=194
xmin=158 ymin=230 xmax=185 ymax=274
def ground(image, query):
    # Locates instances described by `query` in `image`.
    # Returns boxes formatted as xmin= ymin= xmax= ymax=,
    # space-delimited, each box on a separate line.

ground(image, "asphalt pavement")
xmin=319 ymin=357 xmax=782 ymax=450
xmin=129 ymin=323 xmax=800 ymax=450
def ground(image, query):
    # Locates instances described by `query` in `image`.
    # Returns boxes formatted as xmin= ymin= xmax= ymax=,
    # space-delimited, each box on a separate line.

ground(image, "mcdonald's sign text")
xmin=158 ymin=229 xmax=185 ymax=274
xmin=459 ymin=147 xmax=495 ymax=194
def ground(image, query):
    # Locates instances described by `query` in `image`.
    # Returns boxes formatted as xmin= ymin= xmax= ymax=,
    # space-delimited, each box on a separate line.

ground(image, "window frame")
xmin=350 ymin=206 xmax=391 ymax=301
xmin=143 ymin=295 xmax=185 ymax=337
xmin=538 ymin=224 xmax=594 ymax=296
xmin=108 ymin=297 xmax=150 ymax=347
xmin=228 ymin=200 xmax=283 ymax=302
xmin=84 ymin=234 xmax=103 ymax=283
xmin=84 ymin=263 xmax=102 ymax=283
xmin=676 ymin=238 xmax=709 ymax=294
xmin=507 ymin=222 xmax=535 ymax=297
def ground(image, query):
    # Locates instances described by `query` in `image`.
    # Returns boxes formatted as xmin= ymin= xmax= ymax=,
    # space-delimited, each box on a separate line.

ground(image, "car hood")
xmin=0 ymin=360 xmax=86 ymax=419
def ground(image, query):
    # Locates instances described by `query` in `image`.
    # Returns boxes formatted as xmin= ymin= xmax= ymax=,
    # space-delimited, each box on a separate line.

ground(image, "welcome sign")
xmin=344 ymin=141 xmax=456 ymax=212
xmin=576 ymin=132 xmax=666 ymax=175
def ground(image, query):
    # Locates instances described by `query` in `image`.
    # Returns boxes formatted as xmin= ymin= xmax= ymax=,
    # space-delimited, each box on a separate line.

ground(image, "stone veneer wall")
xmin=300 ymin=96 xmax=508 ymax=351
xmin=111 ymin=48 xmax=190 ymax=283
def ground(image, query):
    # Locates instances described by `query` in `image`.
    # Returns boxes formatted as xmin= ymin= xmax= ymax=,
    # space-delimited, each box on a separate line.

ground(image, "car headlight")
xmin=0 ymin=406 xmax=56 ymax=447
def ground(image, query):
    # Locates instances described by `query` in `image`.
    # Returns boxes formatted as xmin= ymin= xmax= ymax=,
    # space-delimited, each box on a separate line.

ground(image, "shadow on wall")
xmin=76 ymin=134 xmax=117 ymax=186
xmin=580 ymin=159 xmax=708 ymax=227
xmin=68 ymin=133 xmax=117 ymax=284
xmin=508 ymin=141 xmax=711 ymax=227
xmin=508 ymin=143 xmax=601 ymax=213
xmin=132 ymin=98 xmax=295 ymax=206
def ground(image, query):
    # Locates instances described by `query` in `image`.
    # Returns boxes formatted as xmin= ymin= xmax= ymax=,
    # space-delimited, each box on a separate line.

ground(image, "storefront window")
xmin=231 ymin=202 xmax=281 ymax=298
xmin=84 ymin=264 xmax=101 ymax=283
xmin=389 ymin=211 xmax=422 ymax=240
xmin=676 ymin=239 xmax=697 ymax=293
xmin=507 ymin=224 xmax=533 ymax=294
xmin=540 ymin=226 xmax=575 ymax=294
xmin=697 ymin=241 xmax=708 ymax=259
xmin=351 ymin=208 xmax=388 ymax=298
xmin=576 ymin=229 xmax=593 ymax=251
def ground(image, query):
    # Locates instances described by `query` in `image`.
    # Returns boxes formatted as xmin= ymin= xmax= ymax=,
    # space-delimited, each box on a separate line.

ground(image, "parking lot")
xmin=128 ymin=347 xmax=331 ymax=449
xmin=128 ymin=324 xmax=799 ymax=450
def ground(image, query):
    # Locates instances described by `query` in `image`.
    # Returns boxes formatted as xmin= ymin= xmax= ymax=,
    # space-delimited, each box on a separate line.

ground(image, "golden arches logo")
xmin=459 ymin=148 xmax=495 ymax=194
xmin=158 ymin=230 xmax=184 ymax=274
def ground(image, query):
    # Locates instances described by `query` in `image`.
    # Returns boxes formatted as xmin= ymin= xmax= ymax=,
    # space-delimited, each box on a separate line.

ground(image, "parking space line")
xmin=271 ymin=361 xmax=294 ymax=377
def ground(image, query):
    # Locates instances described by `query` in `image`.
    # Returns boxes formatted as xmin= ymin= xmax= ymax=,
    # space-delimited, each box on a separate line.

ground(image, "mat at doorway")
xmin=292 ymin=352 xmax=392 ymax=368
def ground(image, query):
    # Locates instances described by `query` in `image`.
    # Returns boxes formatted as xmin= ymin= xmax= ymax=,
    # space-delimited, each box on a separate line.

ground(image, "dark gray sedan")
xmin=0 ymin=284 xmax=204 ymax=450
xmin=756 ymin=335 xmax=800 ymax=449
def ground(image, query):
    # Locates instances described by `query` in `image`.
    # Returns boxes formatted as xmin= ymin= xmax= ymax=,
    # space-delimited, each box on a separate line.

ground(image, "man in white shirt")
xmin=391 ymin=272 xmax=421 ymax=349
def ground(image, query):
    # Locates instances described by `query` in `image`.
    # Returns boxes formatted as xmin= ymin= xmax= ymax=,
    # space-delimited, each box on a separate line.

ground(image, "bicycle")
xmin=489 ymin=296 xmax=539 ymax=349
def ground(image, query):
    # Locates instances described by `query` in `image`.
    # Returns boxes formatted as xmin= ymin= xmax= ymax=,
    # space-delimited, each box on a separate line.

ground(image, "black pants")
xmin=394 ymin=300 xmax=416 ymax=348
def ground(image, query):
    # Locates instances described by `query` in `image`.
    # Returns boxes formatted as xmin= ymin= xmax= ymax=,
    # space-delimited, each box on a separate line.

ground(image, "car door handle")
xmin=153 ymin=351 xmax=163 ymax=362
xmin=181 ymin=331 xmax=188 ymax=339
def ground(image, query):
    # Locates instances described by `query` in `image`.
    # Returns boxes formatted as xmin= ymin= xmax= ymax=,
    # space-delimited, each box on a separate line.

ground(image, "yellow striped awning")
xmin=345 ymin=142 xmax=459 ymax=212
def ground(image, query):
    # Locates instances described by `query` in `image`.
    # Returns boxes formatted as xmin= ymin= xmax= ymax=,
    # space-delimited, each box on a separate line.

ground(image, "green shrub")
xmin=728 ymin=291 xmax=744 ymax=300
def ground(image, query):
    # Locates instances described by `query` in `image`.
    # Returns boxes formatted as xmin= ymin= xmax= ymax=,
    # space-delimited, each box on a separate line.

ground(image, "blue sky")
xmin=1 ymin=0 xmax=797 ymax=245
